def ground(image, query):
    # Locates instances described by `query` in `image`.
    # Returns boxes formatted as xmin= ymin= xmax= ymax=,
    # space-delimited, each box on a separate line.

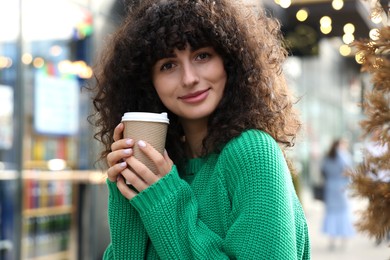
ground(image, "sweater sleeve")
xmin=221 ymin=130 xmax=307 ymax=259
xmin=103 ymin=179 xmax=148 ymax=259
xmin=109 ymin=130 xmax=309 ymax=259
xmin=130 ymin=165 xmax=229 ymax=259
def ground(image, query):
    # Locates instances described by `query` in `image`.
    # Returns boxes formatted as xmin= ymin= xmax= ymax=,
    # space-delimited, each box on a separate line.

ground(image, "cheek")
xmin=153 ymin=75 xmax=176 ymax=98
xmin=217 ymin=70 xmax=227 ymax=93
xmin=154 ymin=85 xmax=173 ymax=107
xmin=154 ymin=86 xmax=164 ymax=101
xmin=214 ymin=60 xmax=227 ymax=85
xmin=152 ymin=77 xmax=164 ymax=97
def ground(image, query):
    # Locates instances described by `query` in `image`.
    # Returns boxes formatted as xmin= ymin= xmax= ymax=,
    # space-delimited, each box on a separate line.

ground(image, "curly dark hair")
xmin=90 ymin=0 xmax=301 ymax=168
xmin=328 ymin=139 xmax=341 ymax=159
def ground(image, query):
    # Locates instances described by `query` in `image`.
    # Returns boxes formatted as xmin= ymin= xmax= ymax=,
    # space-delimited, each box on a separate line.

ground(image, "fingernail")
xmin=126 ymin=139 xmax=133 ymax=145
xmin=120 ymin=162 xmax=127 ymax=167
xmin=138 ymin=140 xmax=146 ymax=148
xmin=124 ymin=148 xmax=132 ymax=155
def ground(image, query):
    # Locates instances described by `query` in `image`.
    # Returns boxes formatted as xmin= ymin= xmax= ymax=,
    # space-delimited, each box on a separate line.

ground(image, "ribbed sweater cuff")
xmin=106 ymin=178 xmax=129 ymax=203
xmin=130 ymin=165 xmax=183 ymax=216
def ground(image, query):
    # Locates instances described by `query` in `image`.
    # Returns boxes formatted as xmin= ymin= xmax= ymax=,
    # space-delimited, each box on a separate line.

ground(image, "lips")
xmin=179 ymin=89 xmax=210 ymax=103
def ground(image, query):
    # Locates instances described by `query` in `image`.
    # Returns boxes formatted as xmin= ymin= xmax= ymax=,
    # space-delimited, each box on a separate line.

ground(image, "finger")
xmin=138 ymin=140 xmax=172 ymax=175
xmin=106 ymin=161 xmax=127 ymax=182
xmin=107 ymin=148 xmax=133 ymax=167
xmin=163 ymin=149 xmax=174 ymax=167
xmin=125 ymin=155 xmax=159 ymax=185
xmin=110 ymin=138 xmax=134 ymax=153
xmin=121 ymin=167 xmax=149 ymax=191
xmin=116 ymin=175 xmax=137 ymax=200
xmin=113 ymin=123 xmax=124 ymax=142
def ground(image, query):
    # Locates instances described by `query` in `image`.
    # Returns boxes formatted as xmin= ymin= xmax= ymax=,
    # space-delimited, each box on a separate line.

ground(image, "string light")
xmin=371 ymin=14 xmax=382 ymax=24
xmin=343 ymin=23 xmax=355 ymax=34
xmin=0 ymin=56 xmax=13 ymax=69
xmin=332 ymin=0 xmax=344 ymax=10
xmin=50 ymin=45 xmax=63 ymax=57
xmin=33 ymin=57 xmax=45 ymax=68
xmin=320 ymin=26 xmax=332 ymax=34
xmin=296 ymin=9 xmax=309 ymax=22
xmin=320 ymin=16 xmax=332 ymax=35
xmin=339 ymin=44 xmax=351 ymax=56
xmin=342 ymin=33 xmax=355 ymax=44
xmin=280 ymin=0 xmax=291 ymax=8
xmin=342 ymin=23 xmax=355 ymax=45
xmin=22 ymin=53 xmax=33 ymax=65
xmin=320 ymin=16 xmax=332 ymax=28
xmin=355 ymin=51 xmax=364 ymax=64
xmin=369 ymin=28 xmax=380 ymax=41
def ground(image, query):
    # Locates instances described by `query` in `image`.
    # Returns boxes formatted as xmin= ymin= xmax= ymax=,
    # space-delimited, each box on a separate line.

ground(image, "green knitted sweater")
xmin=103 ymin=130 xmax=311 ymax=259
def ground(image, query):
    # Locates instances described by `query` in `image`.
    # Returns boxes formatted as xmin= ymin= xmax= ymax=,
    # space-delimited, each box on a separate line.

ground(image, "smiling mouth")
xmin=179 ymin=89 xmax=210 ymax=103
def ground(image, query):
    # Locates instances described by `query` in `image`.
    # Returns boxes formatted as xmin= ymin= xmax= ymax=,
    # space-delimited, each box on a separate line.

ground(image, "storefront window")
xmin=0 ymin=1 xmax=21 ymax=259
xmin=1 ymin=1 xmax=95 ymax=259
xmin=21 ymin=0 xmax=93 ymax=171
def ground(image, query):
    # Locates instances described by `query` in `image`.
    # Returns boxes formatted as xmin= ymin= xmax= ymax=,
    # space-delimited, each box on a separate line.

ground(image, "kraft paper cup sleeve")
xmin=122 ymin=121 xmax=168 ymax=175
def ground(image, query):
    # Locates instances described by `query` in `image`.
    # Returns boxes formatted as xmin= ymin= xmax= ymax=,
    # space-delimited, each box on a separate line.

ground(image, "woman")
xmin=321 ymin=139 xmax=355 ymax=250
xmin=91 ymin=0 xmax=310 ymax=258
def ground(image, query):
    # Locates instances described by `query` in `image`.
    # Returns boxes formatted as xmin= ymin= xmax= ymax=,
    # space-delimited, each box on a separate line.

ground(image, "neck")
xmin=181 ymin=118 xmax=208 ymax=158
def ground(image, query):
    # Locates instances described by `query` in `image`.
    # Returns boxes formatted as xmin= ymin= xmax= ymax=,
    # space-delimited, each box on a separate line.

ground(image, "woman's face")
xmin=152 ymin=45 xmax=227 ymax=123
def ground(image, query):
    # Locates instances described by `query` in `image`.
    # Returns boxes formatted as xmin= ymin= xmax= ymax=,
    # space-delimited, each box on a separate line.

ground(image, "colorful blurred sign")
xmin=34 ymin=73 xmax=79 ymax=135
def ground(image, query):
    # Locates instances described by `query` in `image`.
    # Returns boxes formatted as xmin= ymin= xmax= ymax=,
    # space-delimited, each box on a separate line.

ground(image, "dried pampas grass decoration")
xmin=350 ymin=1 xmax=390 ymax=242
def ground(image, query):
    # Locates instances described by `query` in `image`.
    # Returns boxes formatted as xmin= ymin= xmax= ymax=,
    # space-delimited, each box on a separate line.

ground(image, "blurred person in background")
xmin=321 ymin=138 xmax=355 ymax=250
xmin=90 ymin=0 xmax=310 ymax=259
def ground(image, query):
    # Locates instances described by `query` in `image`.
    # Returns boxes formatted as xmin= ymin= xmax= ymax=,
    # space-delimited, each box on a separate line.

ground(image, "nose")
xmin=182 ymin=62 xmax=199 ymax=87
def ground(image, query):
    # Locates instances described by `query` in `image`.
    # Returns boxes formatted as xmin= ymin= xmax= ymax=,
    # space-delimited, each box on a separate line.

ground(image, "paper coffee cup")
xmin=121 ymin=112 xmax=169 ymax=181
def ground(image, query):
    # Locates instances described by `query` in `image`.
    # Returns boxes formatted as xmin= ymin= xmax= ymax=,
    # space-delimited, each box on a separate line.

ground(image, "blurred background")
xmin=0 ymin=0 xmax=388 ymax=259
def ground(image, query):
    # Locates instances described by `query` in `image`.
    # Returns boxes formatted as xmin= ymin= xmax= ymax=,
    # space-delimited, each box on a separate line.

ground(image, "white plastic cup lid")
xmin=121 ymin=112 xmax=169 ymax=124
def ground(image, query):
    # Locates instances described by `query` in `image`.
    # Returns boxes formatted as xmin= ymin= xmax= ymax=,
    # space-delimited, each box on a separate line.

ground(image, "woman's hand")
xmin=107 ymin=123 xmax=134 ymax=183
xmin=118 ymin=140 xmax=173 ymax=199
xmin=107 ymin=123 xmax=174 ymax=200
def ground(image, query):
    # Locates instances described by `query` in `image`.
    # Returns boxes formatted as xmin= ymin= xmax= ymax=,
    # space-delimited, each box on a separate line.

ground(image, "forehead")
xmin=157 ymin=44 xmax=210 ymax=58
xmin=152 ymin=39 xmax=212 ymax=62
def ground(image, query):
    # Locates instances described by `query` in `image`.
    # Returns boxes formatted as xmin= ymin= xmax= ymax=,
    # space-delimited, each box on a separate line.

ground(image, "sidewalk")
xmin=301 ymin=188 xmax=390 ymax=260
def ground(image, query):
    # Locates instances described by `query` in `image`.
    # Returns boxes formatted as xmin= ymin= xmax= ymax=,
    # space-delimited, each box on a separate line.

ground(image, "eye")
xmin=160 ymin=62 xmax=175 ymax=71
xmin=195 ymin=52 xmax=211 ymax=61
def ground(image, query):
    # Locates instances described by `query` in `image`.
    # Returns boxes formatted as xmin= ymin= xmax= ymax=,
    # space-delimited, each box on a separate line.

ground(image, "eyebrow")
xmin=157 ymin=46 xmax=211 ymax=62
